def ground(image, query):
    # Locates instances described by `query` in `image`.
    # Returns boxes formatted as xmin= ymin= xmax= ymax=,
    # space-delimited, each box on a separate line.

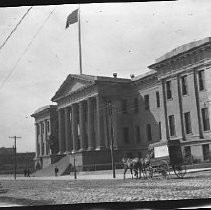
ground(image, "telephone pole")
xmin=9 ymin=136 xmax=21 ymax=180
xmin=107 ymin=101 xmax=116 ymax=179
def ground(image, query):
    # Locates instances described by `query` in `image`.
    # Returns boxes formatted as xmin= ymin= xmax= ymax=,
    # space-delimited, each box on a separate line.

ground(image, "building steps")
xmin=32 ymin=155 xmax=72 ymax=177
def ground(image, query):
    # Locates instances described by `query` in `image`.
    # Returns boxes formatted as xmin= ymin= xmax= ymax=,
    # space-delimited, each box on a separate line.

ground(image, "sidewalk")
xmin=0 ymin=167 xmax=210 ymax=181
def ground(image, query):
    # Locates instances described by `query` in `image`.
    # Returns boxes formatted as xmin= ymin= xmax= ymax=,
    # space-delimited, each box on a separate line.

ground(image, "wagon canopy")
xmin=148 ymin=140 xmax=184 ymax=166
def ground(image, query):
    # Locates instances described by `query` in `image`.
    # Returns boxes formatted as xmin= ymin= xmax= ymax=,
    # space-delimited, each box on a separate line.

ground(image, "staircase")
xmin=32 ymin=155 xmax=72 ymax=177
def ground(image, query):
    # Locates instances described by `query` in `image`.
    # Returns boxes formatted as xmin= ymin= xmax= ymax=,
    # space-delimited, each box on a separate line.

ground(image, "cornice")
xmin=158 ymin=59 xmax=211 ymax=80
xmin=52 ymin=83 xmax=96 ymax=102
xmin=131 ymin=73 xmax=158 ymax=87
xmin=149 ymin=43 xmax=211 ymax=70
xmin=57 ymin=86 xmax=98 ymax=109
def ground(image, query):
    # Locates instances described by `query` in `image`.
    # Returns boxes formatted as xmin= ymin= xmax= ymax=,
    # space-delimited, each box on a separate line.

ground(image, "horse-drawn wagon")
xmin=147 ymin=139 xmax=187 ymax=179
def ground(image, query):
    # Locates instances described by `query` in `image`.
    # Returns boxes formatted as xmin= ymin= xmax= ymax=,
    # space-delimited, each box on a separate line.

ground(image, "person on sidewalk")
xmin=55 ymin=166 xmax=59 ymax=176
xmin=27 ymin=169 xmax=30 ymax=177
xmin=24 ymin=169 xmax=27 ymax=177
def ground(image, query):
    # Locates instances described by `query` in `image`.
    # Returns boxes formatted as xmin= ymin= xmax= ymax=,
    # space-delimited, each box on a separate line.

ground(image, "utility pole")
xmin=9 ymin=136 xmax=21 ymax=180
xmin=71 ymin=151 xmax=77 ymax=179
xmin=73 ymin=156 xmax=77 ymax=179
xmin=107 ymin=101 xmax=116 ymax=179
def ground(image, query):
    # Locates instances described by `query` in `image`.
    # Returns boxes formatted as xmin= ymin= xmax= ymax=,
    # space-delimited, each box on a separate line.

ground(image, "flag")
xmin=66 ymin=9 xmax=78 ymax=29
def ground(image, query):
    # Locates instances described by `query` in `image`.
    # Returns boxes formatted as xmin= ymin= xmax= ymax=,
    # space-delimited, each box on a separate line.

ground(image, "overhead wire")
xmin=0 ymin=6 xmax=33 ymax=51
xmin=0 ymin=6 xmax=57 ymax=91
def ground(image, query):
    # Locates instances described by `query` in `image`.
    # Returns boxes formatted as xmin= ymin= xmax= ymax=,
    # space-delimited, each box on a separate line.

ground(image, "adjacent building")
xmin=148 ymin=37 xmax=211 ymax=163
xmin=31 ymin=105 xmax=59 ymax=169
xmin=0 ymin=147 xmax=35 ymax=174
xmin=32 ymin=37 xmax=211 ymax=171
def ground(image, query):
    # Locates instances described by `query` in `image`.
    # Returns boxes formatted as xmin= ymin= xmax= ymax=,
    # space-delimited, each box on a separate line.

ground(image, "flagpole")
xmin=78 ymin=4 xmax=83 ymax=75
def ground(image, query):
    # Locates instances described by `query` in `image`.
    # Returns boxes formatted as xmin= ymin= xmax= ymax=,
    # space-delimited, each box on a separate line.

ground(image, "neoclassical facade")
xmin=32 ymin=37 xmax=211 ymax=171
xmin=51 ymin=74 xmax=133 ymax=169
xmin=31 ymin=105 xmax=59 ymax=169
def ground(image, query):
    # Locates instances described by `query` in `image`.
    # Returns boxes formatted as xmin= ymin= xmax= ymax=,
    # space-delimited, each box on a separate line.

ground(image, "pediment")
xmin=62 ymin=80 xmax=85 ymax=95
xmin=52 ymin=74 xmax=95 ymax=101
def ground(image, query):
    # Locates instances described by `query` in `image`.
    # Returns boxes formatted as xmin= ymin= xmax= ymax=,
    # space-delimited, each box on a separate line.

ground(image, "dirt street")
xmin=0 ymin=170 xmax=211 ymax=206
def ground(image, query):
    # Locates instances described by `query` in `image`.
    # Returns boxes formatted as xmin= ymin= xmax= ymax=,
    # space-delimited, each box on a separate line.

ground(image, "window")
xmin=123 ymin=127 xmax=129 ymax=144
xmin=144 ymin=95 xmax=149 ymax=110
xmin=47 ymin=121 xmax=50 ymax=132
xmin=84 ymin=103 xmax=87 ymax=122
xmin=202 ymin=144 xmax=210 ymax=161
xmin=77 ymin=123 xmax=80 ymax=136
xmin=198 ymin=70 xmax=205 ymax=91
xmin=202 ymin=108 xmax=210 ymax=131
xmin=77 ymin=136 xmax=81 ymax=150
xmin=159 ymin=122 xmax=162 ymax=140
xmin=181 ymin=75 xmax=188 ymax=95
xmin=146 ymin=124 xmax=152 ymax=141
xmin=184 ymin=146 xmax=191 ymax=160
xmin=134 ymin=97 xmax=139 ymax=113
xmin=41 ymin=123 xmax=44 ymax=134
xmin=42 ymin=142 xmax=44 ymax=155
xmin=184 ymin=112 xmax=192 ymax=134
xmin=156 ymin=91 xmax=160 ymax=108
xmin=37 ymin=124 xmax=40 ymax=135
xmin=166 ymin=80 xmax=172 ymax=99
xmin=122 ymin=99 xmax=128 ymax=114
xmin=136 ymin=126 xmax=141 ymax=143
xmin=46 ymin=143 xmax=48 ymax=155
xmin=169 ymin=115 xmax=176 ymax=136
xmin=37 ymin=143 xmax=40 ymax=156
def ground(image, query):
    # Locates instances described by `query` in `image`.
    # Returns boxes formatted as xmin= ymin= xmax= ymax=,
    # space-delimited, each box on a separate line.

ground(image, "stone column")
xmin=71 ymin=103 xmax=78 ymax=152
xmin=44 ymin=120 xmax=48 ymax=155
xmin=193 ymin=69 xmax=203 ymax=138
xmin=40 ymin=122 xmax=43 ymax=156
xmin=87 ymin=97 xmax=94 ymax=150
xmin=35 ymin=123 xmax=38 ymax=157
xmin=96 ymin=96 xmax=105 ymax=150
xmin=58 ymin=108 xmax=66 ymax=154
xmin=38 ymin=123 xmax=42 ymax=156
xmin=177 ymin=74 xmax=185 ymax=140
xmin=64 ymin=107 xmax=71 ymax=152
xmin=162 ymin=79 xmax=170 ymax=141
xmin=79 ymin=101 xmax=86 ymax=151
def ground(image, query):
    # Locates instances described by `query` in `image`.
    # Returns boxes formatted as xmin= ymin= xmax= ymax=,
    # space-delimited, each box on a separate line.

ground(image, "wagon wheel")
xmin=160 ymin=161 xmax=170 ymax=179
xmin=143 ymin=165 xmax=153 ymax=179
xmin=173 ymin=164 xmax=187 ymax=178
xmin=148 ymin=166 xmax=154 ymax=179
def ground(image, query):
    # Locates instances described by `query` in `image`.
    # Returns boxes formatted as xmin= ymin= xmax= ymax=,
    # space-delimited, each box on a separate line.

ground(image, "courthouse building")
xmin=32 ymin=37 xmax=211 ymax=171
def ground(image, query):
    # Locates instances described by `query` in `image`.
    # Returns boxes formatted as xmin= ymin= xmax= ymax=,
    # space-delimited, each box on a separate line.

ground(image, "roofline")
xmin=51 ymin=74 xmax=131 ymax=102
xmin=131 ymin=70 xmax=157 ymax=82
xmin=148 ymin=37 xmax=211 ymax=70
xmin=51 ymin=83 xmax=95 ymax=102
xmin=31 ymin=105 xmax=57 ymax=118
xmin=51 ymin=74 xmax=95 ymax=102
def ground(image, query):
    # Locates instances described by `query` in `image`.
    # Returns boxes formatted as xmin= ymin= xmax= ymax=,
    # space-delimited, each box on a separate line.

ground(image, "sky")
xmin=0 ymin=0 xmax=211 ymax=152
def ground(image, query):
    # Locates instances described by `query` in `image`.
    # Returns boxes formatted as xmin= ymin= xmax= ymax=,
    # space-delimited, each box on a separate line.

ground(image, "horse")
xmin=121 ymin=157 xmax=143 ymax=180
xmin=121 ymin=157 xmax=134 ymax=180
xmin=131 ymin=157 xmax=143 ymax=179
xmin=139 ymin=150 xmax=155 ymax=179
xmin=122 ymin=150 xmax=154 ymax=180
xmin=139 ymin=154 xmax=152 ymax=179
